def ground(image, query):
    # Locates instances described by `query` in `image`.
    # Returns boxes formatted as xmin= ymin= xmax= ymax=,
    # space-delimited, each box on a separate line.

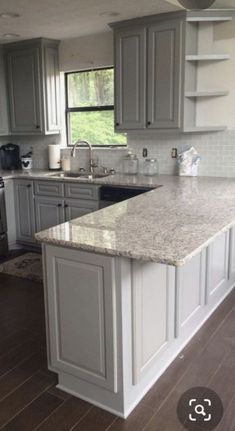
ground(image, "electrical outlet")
xmin=171 ymin=148 xmax=178 ymax=158
xmin=143 ymin=148 xmax=148 ymax=157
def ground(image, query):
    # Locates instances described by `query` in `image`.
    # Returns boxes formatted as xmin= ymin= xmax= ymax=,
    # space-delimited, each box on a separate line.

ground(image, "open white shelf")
xmin=187 ymin=16 xmax=232 ymax=22
xmin=186 ymin=54 xmax=230 ymax=61
xmin=184 ymin=126 xmax=227 ymax=133
xmin=185 ymin=90 xmax=229 ymax=98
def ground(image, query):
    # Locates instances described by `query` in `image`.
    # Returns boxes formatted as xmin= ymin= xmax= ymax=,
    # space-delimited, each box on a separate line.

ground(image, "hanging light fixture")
xmin=177 ymin=0 xmax=216 ymax=9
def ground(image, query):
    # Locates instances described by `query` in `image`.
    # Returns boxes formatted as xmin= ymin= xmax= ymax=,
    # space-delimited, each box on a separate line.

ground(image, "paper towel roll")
xmin=48 ymin=144 xmax=61 ymax=170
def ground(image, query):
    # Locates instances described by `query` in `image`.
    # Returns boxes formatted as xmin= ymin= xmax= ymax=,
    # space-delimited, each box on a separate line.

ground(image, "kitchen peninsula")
xmin=35 ymin=174 xmax=235 ymax=418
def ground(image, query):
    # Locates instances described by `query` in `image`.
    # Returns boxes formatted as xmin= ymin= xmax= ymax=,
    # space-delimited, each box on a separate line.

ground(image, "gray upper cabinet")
xmin=0 ymin=47 xmax=9 ymax=135
xmin=7 ymin=46 xmax=42 ymax=133
xmin=5 ymin=38 xmax=60 ymax=135
xmin=14 ymin=180 xmax=35 ymax=243
xmin=111 ymin=13 xmax=185 ymax=132
xmin=115 ymin=27 xmax=146 ymax=130
xmin=147 ymin=20 xmax=183 ymax=129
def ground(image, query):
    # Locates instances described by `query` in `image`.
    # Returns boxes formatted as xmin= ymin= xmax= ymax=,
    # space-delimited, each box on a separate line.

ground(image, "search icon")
xmin=195 ymin=404 xmax=206 ymax=416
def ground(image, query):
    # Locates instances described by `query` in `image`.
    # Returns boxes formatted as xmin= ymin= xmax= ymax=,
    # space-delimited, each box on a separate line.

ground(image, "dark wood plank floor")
xmin=0 ymin=268 xmax=235 ymax=430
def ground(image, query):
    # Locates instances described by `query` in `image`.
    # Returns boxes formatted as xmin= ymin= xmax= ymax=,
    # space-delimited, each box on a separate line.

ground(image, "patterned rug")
xmin=0 ymin=252 xmax=43 ymax=283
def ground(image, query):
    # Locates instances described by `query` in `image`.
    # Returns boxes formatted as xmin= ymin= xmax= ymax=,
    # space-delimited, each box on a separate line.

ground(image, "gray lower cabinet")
xmin=34 ymin=180 xmax=100 ymax=234
xmin=14 ymin=180 xmax=100 ymax=244
xmin=14 ymin=180 xmax=35 ymax=243
xmin=65 ymin=199 xmax=99 ymax=220
xmin=5 ymin=38 xmax=60 ymax=135
xmin=35 ymin=196 xmax=65 ymax=232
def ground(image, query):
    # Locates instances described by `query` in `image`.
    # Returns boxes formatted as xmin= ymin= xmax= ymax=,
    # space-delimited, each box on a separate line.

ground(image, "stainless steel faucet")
xmin=70 ymin=140 xmax=96 ymax=173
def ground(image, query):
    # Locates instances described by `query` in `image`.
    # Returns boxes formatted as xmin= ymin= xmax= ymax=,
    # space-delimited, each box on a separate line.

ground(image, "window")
xmin=65 ymin=68 xmax=126 ymax=146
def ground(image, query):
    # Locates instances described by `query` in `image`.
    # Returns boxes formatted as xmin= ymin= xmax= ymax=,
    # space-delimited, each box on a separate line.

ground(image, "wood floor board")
xmin=107 ymin=404 xmax=155 ymax=431
xmin=36 ymin=396 xmax=92 ymax=431
xmin=1 ymin=391 xmax=63 ymax=431
xmin=0 ymin=271 xmax=234 ymax=430
xmin=0 ymin=329 xmax=37 ymax=359
xmin=0 ymin=354 xmax=46 ymax=402
xmin=215 ymin=393 xmax=235 ymax=431
xmin=70 ymin=406 xmax=116 ymax=431
xmin=0 ymin=371 xmax=57 ymax=428
xmin=0 ymin=341 xmax=42 ymax=378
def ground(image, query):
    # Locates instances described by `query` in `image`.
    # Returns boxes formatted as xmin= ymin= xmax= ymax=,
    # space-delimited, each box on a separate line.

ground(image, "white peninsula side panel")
xmin=45 ymin=246 xmax=118 ymax=392
xmin=42 ymin=228 xmax=235 ymax=418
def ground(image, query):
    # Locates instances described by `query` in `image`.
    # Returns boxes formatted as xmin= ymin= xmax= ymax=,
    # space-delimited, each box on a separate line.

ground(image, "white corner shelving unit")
xmin=183 ymin=10 xmax=233 ymax=133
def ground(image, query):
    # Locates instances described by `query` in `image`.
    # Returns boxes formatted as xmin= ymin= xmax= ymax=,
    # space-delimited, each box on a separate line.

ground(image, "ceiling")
xmin=0 ymin=0 xmax=234 ymax=42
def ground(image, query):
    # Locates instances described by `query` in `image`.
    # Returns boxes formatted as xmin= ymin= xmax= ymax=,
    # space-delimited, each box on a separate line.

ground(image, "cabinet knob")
xmin=116 ymin=122 xmax=120 ymax=127
xmin=57 ymin=203 xmax=62 ymax=207
xmin=147 ymin=121 xmax=151 ymax=125
xmin=27 ymin=184 xmax=31 ymax=188
xmin=64 ymin=204 xmax=69 ymax=208
xmin=36 ymin=125 xmax=40 ymax=129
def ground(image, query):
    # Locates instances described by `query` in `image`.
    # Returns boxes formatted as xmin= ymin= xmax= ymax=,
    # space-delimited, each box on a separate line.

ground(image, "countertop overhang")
xmin=2 ymin=169 xmax=235 ymax=266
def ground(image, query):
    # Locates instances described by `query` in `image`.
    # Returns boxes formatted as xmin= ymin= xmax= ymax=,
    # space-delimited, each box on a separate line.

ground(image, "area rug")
xmin=0 ymin=252 xmax=43 ymax=283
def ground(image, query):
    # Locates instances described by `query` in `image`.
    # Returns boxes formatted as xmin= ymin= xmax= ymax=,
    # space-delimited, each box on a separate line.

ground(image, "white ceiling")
xmin=0 ymin=0 xmax=234 ymax=42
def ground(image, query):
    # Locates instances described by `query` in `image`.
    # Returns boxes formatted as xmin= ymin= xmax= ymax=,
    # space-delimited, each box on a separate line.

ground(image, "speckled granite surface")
xmin=0 ymin=169 xmax=161 ymax=187
xmin=2 ymin=169 xmax=235 ymax=266
xmin=14 ymin=171 xmax=232 ymax=267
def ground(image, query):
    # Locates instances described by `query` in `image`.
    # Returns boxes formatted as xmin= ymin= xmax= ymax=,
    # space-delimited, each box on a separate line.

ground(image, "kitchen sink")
xmin=47 ymin=171 xmax=110 ymax=179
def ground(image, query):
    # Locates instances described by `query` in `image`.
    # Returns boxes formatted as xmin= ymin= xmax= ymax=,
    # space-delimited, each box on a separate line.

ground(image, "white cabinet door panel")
xmin=131 ymin=261 xmax=175 ymax=384
xmin=45 ymin=246 xmax=118 ymax=392
xmin=229 ymin=227 xmax=235 ymax=282
xmin=176 ymin=251 xmax=206 ymax=337
xmin=206 ymin=231 xmax=229 ymax=305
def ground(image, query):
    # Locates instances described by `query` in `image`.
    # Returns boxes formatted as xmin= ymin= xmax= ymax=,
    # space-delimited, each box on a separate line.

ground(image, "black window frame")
xmin=65 ymin=66 xmax=124 ymax=147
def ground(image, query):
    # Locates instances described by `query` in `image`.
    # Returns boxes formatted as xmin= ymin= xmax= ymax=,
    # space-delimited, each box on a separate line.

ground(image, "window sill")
xmin=64 ymin=146 xmax=127 ymax=151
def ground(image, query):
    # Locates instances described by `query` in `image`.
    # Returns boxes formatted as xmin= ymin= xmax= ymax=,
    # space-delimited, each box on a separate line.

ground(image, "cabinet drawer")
xmin=65 ymin=183 xmax=100 ymax=200
xmin=34 ymin=180 xmax=64 ymax=197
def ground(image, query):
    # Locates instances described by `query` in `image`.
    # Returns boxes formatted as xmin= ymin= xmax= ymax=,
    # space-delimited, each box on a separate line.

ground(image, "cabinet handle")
xmin=64 ymin=204 xmax=69 ymax=208
xmin=57 ymin=203 xmax=62 ymax=207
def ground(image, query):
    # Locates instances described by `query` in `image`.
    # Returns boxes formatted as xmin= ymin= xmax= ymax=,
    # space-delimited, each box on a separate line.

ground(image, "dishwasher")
xmin=99 ymin=185 xmax=156 ymax=208
xmin=0 ymin=178 xmax=8 ymax=257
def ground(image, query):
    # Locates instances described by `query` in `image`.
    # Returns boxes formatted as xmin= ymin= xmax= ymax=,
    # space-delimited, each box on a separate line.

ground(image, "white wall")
xmin=59 ymin=32 xmax=113 ymax=72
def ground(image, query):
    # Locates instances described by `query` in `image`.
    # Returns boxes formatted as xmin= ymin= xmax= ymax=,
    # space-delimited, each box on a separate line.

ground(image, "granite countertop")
xmin=3 ymin=169 xmax=235 ymax=266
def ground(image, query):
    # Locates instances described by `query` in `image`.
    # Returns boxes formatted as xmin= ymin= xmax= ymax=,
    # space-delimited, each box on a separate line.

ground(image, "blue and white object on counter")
xmin=177 ymin=147 xmax=201 ymax=177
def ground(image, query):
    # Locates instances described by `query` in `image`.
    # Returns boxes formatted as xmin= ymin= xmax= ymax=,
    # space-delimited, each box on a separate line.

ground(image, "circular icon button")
xmin=177 ymin=386 xmax=223 ymax=430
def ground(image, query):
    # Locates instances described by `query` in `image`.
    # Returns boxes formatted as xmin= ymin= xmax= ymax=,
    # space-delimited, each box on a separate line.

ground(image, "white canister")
xmin=21 ymin=155 xmax=33 ymax=170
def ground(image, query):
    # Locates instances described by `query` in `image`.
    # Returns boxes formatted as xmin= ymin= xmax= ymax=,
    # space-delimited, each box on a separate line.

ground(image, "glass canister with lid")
xmin=142 ymin=158 xmax=159 ymax=176
xmin=122 ymin=151 xmax=139 ymax=175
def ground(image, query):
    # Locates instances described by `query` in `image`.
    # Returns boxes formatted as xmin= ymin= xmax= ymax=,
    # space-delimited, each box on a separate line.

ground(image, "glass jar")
xmin=122 ymin=152 xmax=139 ymax=175
xmin=142 ymin=158 xmax=159 ymax=176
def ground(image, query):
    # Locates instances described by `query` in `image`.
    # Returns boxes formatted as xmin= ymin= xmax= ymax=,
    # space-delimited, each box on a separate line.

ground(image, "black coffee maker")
xmin=0 ymin=144 xmax=21 ymax=170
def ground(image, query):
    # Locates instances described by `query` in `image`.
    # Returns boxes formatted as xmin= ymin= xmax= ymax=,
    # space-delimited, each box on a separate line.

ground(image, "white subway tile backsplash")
xmin=1 ymin=129 xmax=235 ymax=177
